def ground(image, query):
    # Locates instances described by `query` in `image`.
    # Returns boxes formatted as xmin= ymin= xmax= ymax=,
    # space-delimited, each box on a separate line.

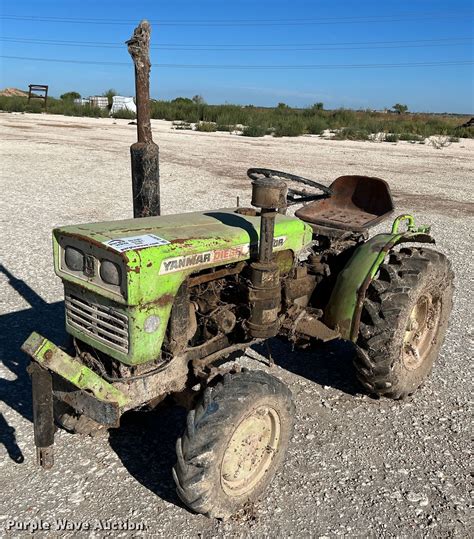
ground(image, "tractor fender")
xmin=323 ymin=215 xmax=435 ymax=341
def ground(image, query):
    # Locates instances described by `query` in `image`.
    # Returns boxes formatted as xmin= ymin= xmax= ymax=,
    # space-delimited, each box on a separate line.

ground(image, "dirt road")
xmin=1 ymin=113 xmax=473 ymax=537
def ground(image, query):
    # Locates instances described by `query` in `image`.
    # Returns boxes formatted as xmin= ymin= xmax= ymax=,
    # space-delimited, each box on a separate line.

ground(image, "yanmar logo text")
xmin=159 ymin=236 xmax=286 ymax=275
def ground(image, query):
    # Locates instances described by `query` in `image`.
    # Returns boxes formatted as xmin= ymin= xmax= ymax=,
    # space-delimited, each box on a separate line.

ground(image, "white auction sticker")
xmin=103 ymin=234 xmax=170 ymax=253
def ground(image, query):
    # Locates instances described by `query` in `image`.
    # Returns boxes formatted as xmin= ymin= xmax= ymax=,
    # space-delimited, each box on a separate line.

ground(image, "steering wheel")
xmin=247 ymin=168 xmax=332 ymax=206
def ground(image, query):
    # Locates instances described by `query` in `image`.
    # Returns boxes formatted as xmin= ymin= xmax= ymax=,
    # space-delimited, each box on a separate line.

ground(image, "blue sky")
xmin=1 ymin=0 xmax=473 ymax=113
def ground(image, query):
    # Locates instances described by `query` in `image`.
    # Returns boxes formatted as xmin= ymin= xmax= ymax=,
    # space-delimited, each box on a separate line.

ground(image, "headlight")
xmin=100 ymin=259 xmax=122 ymax=286
xmin=65 ymin=246 xmax=84 ymax=271
xmin=144 ymin=315 xmax=160 ymax=333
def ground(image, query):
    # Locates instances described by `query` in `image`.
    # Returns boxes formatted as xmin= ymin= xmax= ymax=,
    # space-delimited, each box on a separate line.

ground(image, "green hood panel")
xmin=55 ymin=209 xmax=309 ymax=245
xmin=53 ymin=209 xmax=312 ymax=365
xmin=54 ymin=209 xmax=313 ymax=305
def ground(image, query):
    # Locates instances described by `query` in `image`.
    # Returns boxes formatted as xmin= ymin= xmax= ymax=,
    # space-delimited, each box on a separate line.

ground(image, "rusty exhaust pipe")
xmin=248 ymin=178 xmax=287 ymax=338
xmin=127 ymin=20 xmax=160 ymax=218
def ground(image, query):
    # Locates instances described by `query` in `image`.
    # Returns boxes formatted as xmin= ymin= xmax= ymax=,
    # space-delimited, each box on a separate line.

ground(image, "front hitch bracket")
xmin=27 ymin=362 xmax=55 ymax=469
xmin=22 ymin=332 xmax=130 ymax=468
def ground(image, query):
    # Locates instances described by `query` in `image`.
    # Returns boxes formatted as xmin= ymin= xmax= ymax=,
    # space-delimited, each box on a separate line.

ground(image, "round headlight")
xmin=144 ymin=315 xmax=160 ymax=334
xmin=65 ymin=246 xmax=84 ymax=271
xmin=100 ymin=259 xmax=121 ymax=286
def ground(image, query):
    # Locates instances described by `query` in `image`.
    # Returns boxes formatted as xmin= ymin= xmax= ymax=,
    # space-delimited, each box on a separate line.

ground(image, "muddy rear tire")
xmin=173 ymin=370 xmax=295 ymax=519
xmin=354 ymin=247 xmax=454 ymax=399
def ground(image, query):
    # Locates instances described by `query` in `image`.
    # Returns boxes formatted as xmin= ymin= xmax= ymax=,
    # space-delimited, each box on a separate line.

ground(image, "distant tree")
xmin=392 ymin=103 xmax=408 ymax=114
xmin=172 ymin=97 xmax=193 ymax=104
xmin=103 ymin=88 xmax=117 ymax=106
xmin=277 ymin=102 xmax=289 ymax=109
xmin=60 ymin=91 xmax=81 ymax=100
xmin=312 ymin=102 xmax=324 ymax=110
xmin=192 ymin=94 xmax=205 ymax=105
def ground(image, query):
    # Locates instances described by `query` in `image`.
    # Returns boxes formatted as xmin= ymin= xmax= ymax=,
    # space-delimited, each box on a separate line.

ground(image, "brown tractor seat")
xmin=295 ymin=175 xmax=394 ymax=233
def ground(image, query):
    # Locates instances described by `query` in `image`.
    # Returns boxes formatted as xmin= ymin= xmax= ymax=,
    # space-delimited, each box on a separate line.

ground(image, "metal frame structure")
xmin=28 ymin=84 xmax=48 ymax=108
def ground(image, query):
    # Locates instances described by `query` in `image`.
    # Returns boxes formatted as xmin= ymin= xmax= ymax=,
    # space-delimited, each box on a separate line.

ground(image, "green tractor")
xmin=23 ymin=168 xmax=453 ymax=519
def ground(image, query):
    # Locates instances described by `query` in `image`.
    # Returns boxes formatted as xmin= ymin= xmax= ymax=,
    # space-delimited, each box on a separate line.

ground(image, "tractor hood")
xmin=53 ymin=208 xmax=313 ymax=306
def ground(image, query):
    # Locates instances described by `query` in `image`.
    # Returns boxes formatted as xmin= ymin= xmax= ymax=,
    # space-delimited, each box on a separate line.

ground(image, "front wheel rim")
xmin=221 ymin=406 xmax=281 ymax=497
xmin=402 ymin=294 xmax=442 ymax=371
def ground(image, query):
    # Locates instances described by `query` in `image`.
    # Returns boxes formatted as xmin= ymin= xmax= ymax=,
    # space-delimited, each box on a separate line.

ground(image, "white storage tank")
xmin=89 ymin=96 xmax=109 ymax=109
xmin=74 ymin=98 xmax=91 ymax=106
xmin=110 ymin=96 xmax=137 ymax=115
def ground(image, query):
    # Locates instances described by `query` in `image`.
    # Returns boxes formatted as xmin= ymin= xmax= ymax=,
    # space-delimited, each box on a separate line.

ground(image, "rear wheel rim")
xmin=221 ymin=406 xmax=281 ymax=497
xmin=402 ymin=294 xmax=442 ymax=371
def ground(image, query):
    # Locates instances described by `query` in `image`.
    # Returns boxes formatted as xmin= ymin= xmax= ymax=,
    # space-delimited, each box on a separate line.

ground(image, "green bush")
xmin=172 ymin=97 xmax=193 ymax=104
xmin=60 ymin=91 xmax=81 ymax=100
xmin=0 ymin=96 xmax=27 ymax=111
xmin=103 ymin=88 xmax=117 ymax=106
xmin=392 ymin=103 xmax=408 ymax=114
xmin=359 ymin=118 xmax=385 ymax=134
xmin=111 ymin=109 xmax=136 ymax=120
xmin=273 ymin=118 xmax=305 ymax=137
xmin=398 ymin=132 xmax=424 ymax=141
xmin=52 ymin=101 xmax=106 ymax=118
xmin=454 ymin=126 xmax=474 ymax=139
xmin=27 ymin=101 xmax=44 ymax=113
xmin=333 ymin=127 xmax=370 ymax=141
xmin=0 ymin=96 xmax=49 ymax=113
xmin=215 ymin=113 xmax=238 ymax=128
xmin=306 ymin=117 xmax=328 ymax=135
xmin=172 ymin=120 xmax=192 ymax=130
xmin=331 ymin=108 xmax=358 ymax=128
xmin=384 ymin=133 xmax=399 ymax=143
xmin=242 ymin=124 xmax=267 ymax=137
xmin=0 ymin=95 xmax=469 ymax=140
xmin=196 ymin=121 xmax=217 ymax=132
xmin=5 ymin=95 xmax=108 ymax=118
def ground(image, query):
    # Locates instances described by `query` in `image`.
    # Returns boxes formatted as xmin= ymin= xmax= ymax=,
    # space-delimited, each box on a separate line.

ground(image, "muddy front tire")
xmin=173 ymin=370 xmax=295 ymax=519
xmin=355 ymin=247 xmax=454 ymax=399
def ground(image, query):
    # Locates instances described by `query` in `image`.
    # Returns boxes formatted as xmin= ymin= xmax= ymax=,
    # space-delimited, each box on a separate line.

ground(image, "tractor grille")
xmin=65 ymin=293 xmax=129 ymax=353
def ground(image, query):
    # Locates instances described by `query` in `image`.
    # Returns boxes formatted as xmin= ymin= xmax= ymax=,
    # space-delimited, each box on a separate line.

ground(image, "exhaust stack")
xmin=127 ymin=20 xmax=161 ymax=218
xmin=248 ymin=178 xmax=287 ymax=338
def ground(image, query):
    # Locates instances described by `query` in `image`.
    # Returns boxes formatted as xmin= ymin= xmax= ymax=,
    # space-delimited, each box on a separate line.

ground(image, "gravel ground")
xmin=1 ymin=113 xmax=473 ymax=538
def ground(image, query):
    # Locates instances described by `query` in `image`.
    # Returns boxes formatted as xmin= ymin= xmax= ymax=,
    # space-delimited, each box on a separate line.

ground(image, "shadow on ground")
xmin=252 ymin=337 xmax=361 ymax=397
xmin=0 ymin=264 xmax=66 ymax=461
xmin=109 ymin=405 xmax=187 ymax=508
